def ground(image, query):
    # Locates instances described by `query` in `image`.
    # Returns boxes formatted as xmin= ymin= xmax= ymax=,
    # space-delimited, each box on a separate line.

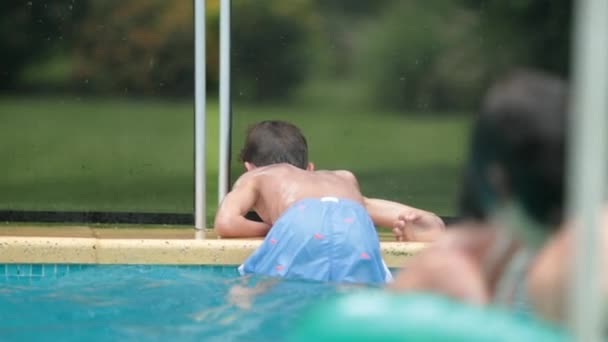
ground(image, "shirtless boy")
xmin=214 ymin=120 xmax=445 ymax=284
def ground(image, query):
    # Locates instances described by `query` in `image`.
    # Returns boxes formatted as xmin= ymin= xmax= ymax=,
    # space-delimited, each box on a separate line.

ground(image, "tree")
xmin=73 ymin=1 xmax=200 ymax=97
xmin=72 ymin=0 xmax=318 ymax=100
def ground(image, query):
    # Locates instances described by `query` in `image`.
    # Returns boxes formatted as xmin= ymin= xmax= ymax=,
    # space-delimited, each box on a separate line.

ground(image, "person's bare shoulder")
xmin=234 ymin=164 xmax=295 ymax=190
xmin=325 ymin=169 xmax=358 ymax=184
xmin=435 ymin=222 xmax=499 ymax=256
xmin=231 ymin=167 xmax=264 ymax=190
xmin=389 ymin=235 xmax=489 ymax=303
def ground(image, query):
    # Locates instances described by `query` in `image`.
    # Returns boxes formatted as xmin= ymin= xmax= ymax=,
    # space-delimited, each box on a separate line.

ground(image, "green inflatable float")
xmin=291 ymin=291 xmax=569 ymax=342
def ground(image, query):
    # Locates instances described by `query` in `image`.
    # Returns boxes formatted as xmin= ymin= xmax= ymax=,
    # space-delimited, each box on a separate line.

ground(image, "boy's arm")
xmin=363 ymin=197 xmax=445 ymax=242
xmin=333 ymin=170 xmax=444 ymax=242
xmin=214 ymin=177 xmax=271 ymax=238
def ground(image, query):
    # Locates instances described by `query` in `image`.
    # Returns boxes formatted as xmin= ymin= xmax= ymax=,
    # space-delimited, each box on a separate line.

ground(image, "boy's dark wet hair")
xmin=240 ymin=120 xmax=309 ymax=169
xmin=459 ymin=69 xmax=568 ymax=230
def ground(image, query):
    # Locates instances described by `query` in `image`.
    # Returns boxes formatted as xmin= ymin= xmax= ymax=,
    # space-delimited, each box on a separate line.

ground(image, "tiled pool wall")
xmin=3 ymin=263 xmax=90 ymax=278
xmin=1 ymin=264 xmax=239 ymax=279
xmin=1 ymin=264 xmax=402 ymax=282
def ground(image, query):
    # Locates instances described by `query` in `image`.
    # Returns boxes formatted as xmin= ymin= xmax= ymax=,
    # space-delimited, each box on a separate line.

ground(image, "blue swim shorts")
xmin=239 ymin=197 xmax=392 ymax=284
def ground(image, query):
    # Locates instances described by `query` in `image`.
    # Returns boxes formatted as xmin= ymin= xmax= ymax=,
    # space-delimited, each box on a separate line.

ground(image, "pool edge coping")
xmin=0 ymin=236 xmax=426 ymax=268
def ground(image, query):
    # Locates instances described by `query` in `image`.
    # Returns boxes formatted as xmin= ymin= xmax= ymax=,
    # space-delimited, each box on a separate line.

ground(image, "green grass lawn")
xmin=0 ymin=96 xmax=473 ymax=225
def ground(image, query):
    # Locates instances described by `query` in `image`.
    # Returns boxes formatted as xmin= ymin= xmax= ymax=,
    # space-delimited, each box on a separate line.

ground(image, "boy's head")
xmin=240 ymin=120 xmax=312 ymax=170
xmin=461 ymin=69 xmax=568 ymax=239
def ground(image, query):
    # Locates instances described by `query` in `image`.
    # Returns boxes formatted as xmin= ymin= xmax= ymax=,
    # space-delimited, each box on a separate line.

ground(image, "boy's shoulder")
xmin=315 ymin=169 xmax=358 ymax=183
xmin=235 ymin=164 xmax=294 ymax=184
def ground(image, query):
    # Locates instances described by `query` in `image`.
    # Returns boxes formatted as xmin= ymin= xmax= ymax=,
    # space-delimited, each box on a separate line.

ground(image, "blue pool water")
xmin=0 ymin=264 xmax=352 ymax=342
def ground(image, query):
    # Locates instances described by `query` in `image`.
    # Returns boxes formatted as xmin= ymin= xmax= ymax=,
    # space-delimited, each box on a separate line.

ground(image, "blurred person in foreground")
xmin=389 ymin=69 xmax=589 ymax=323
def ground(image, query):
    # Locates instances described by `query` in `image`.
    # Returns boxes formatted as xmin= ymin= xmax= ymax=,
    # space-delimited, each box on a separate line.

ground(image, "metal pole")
xmin=218 ymin=0 xmax=231 ymax=204
xmin=567 ymin=0 xmax=608 ymax=340
xmin=194 ymin=0 xmax=207 ymax=231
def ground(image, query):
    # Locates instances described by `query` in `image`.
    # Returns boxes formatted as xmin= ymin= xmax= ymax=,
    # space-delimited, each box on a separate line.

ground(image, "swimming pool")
xmin=0 ymin=228 xmax=420 ymax=341
xmin=0 ymin=232 xmax=569 ymax=341
xmin=0 ymin=264 xmax=350 ymax=341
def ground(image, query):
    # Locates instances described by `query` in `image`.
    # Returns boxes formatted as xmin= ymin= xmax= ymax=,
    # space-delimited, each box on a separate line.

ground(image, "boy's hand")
xmin=392 ymin=212 xmax=420 ymax=241
xmin=393 ymin=212 xmax=445 ymax=242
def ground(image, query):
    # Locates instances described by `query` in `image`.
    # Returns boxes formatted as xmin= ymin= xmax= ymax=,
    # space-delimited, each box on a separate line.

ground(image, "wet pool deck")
xmin=0 ymin=226 xmax=427 ymax=268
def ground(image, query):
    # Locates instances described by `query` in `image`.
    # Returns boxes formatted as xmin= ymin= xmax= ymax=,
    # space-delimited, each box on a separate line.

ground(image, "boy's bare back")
xmin=238 ymin=163 xmax=364 ymax=224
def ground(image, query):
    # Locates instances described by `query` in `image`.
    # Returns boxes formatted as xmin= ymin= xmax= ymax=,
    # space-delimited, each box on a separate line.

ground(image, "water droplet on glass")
xmin=27 ymin=1 xmax=32 ymax=6
xmin=68 ymin=4 xmax=73 ymax=10
xmin=84 ymin=79 xmax=89 ymax=84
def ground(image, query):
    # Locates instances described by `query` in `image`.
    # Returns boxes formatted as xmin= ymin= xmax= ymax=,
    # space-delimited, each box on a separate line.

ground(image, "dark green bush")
xmin=230 ymin=0 xmax=317 ymax=102
xmin=0 ymin=0 xmax=84 ymax=90
xmin=354 ymin=1 xmax=487 ymax=112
